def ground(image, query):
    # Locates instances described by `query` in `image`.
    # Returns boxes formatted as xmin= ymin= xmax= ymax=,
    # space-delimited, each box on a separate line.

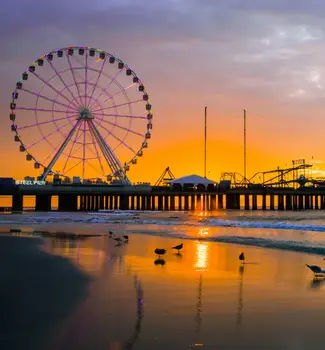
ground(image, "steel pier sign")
xmin=15 ymin=180 xmax=45 ymax=185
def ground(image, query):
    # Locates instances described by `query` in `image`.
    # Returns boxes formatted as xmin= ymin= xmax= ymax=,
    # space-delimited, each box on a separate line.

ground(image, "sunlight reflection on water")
xmin=194 ymin=242 xmax=208 ymax=271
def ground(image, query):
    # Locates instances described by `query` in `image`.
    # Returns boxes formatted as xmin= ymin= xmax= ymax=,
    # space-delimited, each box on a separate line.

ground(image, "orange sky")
xmin=2 ymin=1 xmax=325 ymax=183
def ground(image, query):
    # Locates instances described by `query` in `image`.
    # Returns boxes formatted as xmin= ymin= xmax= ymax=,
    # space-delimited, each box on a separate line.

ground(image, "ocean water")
xmin=3 ymin=209 xmax=325 ymax=256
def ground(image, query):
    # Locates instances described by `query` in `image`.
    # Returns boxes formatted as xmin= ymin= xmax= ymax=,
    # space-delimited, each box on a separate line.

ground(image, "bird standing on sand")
xmin=154 ymin=248 xmax=166 ymax=258
xmin=239 ymin=252 xmax=245 ymax=263
xmin=306 ymin=264 xmax=325 ymax=277
xmin=172 ymin=243 xmax=183 ymax=254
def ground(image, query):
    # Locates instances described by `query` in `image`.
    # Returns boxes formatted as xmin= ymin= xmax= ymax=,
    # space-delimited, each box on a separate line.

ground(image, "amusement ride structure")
xmin=9 ymin=46 xmax=152 ymax=184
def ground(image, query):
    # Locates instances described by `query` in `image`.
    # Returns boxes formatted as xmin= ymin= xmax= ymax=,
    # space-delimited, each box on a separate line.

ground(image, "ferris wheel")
xmin=9 ymin=46 xmax=153 ymax=183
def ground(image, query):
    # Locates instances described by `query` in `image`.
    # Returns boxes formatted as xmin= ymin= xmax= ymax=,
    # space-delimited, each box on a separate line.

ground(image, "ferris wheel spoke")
xmin=92 ymin=69 xmax=123 ymax=104
xmin=42 ymin=145 xmax=59 ymax=165
xmin=87 ymin=121 xmax=106 ymax=176
xmin=94 ymin=112 xmax=147 ymax=120
xmin=86 ymin=58 xmax=106 ymax=109
xmin=21 ymin=88 xmax=77 ymax=112
xmin=17 ymin=114 xmax=78 ymax=130
xmin=92 ymin=99 xmax=143 ymax=113
xmin=31 ymin=71 xmax=76 ymax=107
xmin=26 ymin=120 xmax=73 ymax=150
xmin=62 ymin=121 xmax=83 ymax=174
xmin=63 ymin=159 xmax=84 ymax=176
xmin=46 ymin=60 xmax=80 ymax=109
xmin=95 ymin=118 xmax=144 ymax=137
xmin=69 ymin=132 xmax=97 ymax=159
xmin=82 ymin=121 xmax=86 ymax=179
xmin=94 ymin=119 xmax=136 ymax=154
xmin=101 ymin=83 xmax=136 ymax=104
xmin=40 ymin=119 xmax=83 ymax=180
xmin=84 ymin=50 xmax=88 ymax=106
xmin=16 ymin=106 xmax=77 ymax=114
xmin=85 ymin=158 xmax=103 ymax=175
xmin=66 ymin=53 xmax=84 ymax=105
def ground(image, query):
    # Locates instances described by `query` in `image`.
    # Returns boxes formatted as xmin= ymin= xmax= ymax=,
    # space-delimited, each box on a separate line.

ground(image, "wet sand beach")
xmin=2 ymin=218 xmax=325 ymax=349
xmin=0 ymin=236 xmax=90 ymax=350
xmin=43 ymin=233 xmax=325 ymax=350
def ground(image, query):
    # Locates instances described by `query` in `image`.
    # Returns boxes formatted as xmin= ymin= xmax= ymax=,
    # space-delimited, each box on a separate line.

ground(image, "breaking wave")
xmin=206 ymin=235 xmax=325 ymax=255
xmin=2 ymin=211 xmax=325 ymax=233
xmin=198 ymin=218 xmax=325 ymax=232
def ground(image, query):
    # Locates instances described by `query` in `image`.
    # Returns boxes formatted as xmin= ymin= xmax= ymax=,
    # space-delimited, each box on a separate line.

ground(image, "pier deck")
xmin=1 ymin=184 xmax=325 ymax=211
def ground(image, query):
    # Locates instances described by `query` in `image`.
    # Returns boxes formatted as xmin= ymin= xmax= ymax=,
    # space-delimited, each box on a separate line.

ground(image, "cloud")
xmin=2 ymin=0 xmax=325 ymax=104
xmin=3 ymin=0 xmax=325 ymax=180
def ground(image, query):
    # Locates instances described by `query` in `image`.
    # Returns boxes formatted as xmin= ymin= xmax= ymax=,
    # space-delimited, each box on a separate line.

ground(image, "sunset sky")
xmin=2 ymin=0 xmax=325 ymax=183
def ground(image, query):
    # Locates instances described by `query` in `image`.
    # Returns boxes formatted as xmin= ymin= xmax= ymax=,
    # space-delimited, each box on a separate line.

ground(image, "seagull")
xmin=123 ymin=235 xmax=129 ymax=241
xmin=306 ymin=264 xmax=325 ymax=277
xmin=172 ymin=243 xmax=183 ymax=254
xmin=239 ymin=252 xmax=245 ymax=263
xmin=154 ymin=248 xmax=166 ymax=258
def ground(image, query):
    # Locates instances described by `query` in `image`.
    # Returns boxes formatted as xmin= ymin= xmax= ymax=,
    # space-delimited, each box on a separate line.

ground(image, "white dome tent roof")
xmin=169 ymin=174 xmax=217 ymax=186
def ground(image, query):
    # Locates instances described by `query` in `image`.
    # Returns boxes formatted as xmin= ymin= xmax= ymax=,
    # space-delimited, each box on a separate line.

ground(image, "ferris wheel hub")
xmin=78 ymin=107 xmax=93 ymax=120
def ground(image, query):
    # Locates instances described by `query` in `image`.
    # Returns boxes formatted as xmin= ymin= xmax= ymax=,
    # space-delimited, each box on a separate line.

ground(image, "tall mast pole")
xmin=204 ymin=106 xmax=207 ymax=178
xmin=243 ymin=109 xmax=247 ymax=182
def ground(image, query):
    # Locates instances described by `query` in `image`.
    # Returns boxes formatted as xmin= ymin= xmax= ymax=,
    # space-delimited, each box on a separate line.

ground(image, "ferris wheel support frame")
xmin=40 ymin=119 xmax=82 ymax=181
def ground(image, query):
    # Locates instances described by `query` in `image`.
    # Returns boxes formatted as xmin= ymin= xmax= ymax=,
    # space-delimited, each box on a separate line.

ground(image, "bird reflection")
xmin=154 ymin=258 xmax=166 ymax=266
xmin=236 ymin=265 xmax=245 ymax=327
xmin=310 ymin=278 xmax=325 ymax=289
xmin=124 ymin=276 xmax=144 ymax=349
xmin=114 ymin=237 xmax=124 ymax=247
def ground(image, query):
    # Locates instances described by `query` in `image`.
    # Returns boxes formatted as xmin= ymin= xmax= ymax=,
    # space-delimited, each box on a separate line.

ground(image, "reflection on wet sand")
xmin=194 ymin=242 xmax=208 ymax=271
xmin=310 ymin=277 xmax=325 ymax=289
xmin=195 ymin=274 xmax=203 ymax=334
xmin=37 ymin=229 xmax=325 ymax=350
xmin=237 ymin=265 xmax=245 ymax=327
xmin=124 ymin=275 xmax=144 ymax=349
xmin=44 ymin=238 xmax=108 ymax=274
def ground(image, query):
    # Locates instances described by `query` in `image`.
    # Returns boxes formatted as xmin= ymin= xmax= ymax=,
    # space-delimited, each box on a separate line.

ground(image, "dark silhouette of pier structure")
xmin=2 ymin=183 xmax=325 ymax=212
xmin=2 ymin=160 xmax=325 ymax=212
